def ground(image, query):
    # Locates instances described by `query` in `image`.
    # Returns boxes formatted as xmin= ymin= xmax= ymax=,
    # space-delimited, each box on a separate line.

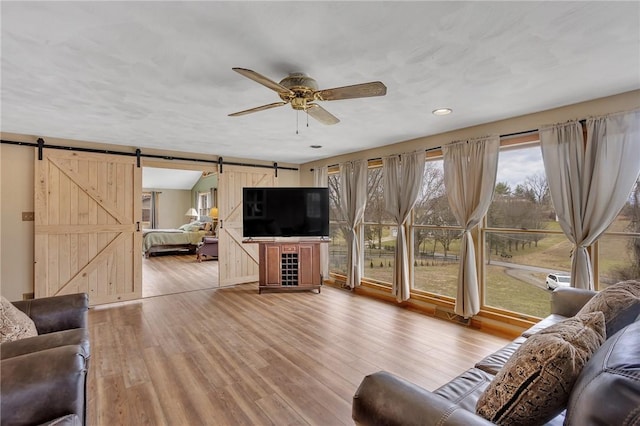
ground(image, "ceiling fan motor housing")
xmin=279 ymin=73 xmax=318 ymax=110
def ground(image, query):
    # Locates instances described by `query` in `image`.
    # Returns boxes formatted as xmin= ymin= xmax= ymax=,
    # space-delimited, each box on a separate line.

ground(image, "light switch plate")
xmin=22 ymin=212 xmax=35 ymax=221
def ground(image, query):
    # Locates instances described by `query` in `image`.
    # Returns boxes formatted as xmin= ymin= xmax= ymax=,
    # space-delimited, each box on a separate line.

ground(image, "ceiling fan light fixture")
xmin=229 ymin=67 xmax=386 ymax=125
xmin=432 ymin=107 xmax=453 ymax=116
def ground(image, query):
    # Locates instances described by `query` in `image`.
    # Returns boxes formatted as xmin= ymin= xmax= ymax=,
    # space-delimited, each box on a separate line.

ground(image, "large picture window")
xmin=482 ymin=142 xmax=566 ymax=318
xmin=328 ymin=173 xmax=347 ymax=277
xmin=325 ymin=137 xmax=639 ymax=321
xmin=598 ymin=178 xmax=640 ymax=287
xmin=412 ymin=159 xmax=461 ymax=298
xmin=362 ymin=166 xmax=395 ymax=285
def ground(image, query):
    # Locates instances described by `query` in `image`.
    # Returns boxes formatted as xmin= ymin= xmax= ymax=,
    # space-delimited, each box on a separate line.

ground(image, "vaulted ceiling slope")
xmin=2 ymin=2 xmax=639 ymax=164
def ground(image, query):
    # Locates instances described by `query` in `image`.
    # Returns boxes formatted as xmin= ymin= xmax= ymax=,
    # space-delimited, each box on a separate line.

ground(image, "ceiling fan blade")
xmin=228 ymin=102 xmax=288 ymax=117
xmin=307 ymin=104 xmax=340 ymax=125
xmin=232 ymin=68 xmax=293 ymax=95
xmin=315 ymin=81 xmax=387 ymax=101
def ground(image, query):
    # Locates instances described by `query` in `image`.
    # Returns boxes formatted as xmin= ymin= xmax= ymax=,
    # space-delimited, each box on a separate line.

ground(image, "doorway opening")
xmin=141 ymin=165 xmax=219 ymax=298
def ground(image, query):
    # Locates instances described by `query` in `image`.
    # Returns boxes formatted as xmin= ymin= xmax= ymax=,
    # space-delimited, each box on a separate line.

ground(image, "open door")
xmin=217 ymin=165 xmax=275 ymax=286
xmin=34 ymin=150 xmax=142 ymax=305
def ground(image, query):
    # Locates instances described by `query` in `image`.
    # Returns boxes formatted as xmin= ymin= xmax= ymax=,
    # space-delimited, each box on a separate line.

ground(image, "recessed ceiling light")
xmin=432 ymin=108 xmax=453 ymax=116
xmin=310 ymin=145 xmax=322 ymax=149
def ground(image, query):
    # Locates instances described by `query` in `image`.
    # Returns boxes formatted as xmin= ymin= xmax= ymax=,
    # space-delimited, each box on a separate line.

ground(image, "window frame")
xmin=141 ymin=192 xmax=152 ymax=226
xmin=197 ymin=192 xmax=210 ymax=218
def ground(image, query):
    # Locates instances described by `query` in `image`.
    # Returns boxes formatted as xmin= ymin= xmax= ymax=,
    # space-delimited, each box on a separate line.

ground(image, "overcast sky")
xmin=496 ymin=145 xmax=544 ymax=190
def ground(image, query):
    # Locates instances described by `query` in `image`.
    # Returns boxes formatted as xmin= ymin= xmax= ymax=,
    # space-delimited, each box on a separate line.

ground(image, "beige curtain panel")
xmin=313 ymin=165 xmax=330 ymax=281
xmin=383 ymin=152 xmax=425 ymax=302
xmin=540 ymin=109 xmax=640 ymax=290
xmin=443 ymin=136 xmax=500 ymax=318
xmin=338 ymin=160 xmax=368 ymax=289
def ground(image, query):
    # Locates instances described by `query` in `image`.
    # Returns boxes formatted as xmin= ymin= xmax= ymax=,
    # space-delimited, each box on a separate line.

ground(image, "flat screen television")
xmin=242 ymin=187 xmax=329 ymax=238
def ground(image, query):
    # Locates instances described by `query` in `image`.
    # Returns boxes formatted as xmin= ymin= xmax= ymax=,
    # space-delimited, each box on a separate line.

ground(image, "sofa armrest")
xmin=352 ymin=371 xmax=494 ymax=426
xmin=1 ymin=328 xmax=90 ymax=361
xmin=551 ymin=287 xmax=596 ymax=317
xmin=12 ymin=293 xmax=89 ymax=334
xmin=0 ymin=345 xmax=88 ymax=426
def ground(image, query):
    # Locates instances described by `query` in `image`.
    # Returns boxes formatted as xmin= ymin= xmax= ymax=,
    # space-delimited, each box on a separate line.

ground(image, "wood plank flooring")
xmin=88 ymin=284 xmax=510 ymax=425
xmin=143 ymin=254 xmax=219 ymax=298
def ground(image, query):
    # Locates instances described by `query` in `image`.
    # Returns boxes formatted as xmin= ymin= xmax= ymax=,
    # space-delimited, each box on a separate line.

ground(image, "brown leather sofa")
xmin=353 ymin=286 xmax=640 ymax=426
xmin=1 ymin=293 xmax=90 ymax=426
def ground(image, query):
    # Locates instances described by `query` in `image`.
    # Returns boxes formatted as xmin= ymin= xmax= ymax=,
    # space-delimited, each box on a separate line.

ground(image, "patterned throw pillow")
xmin=476 ymin=311 xmax=606 ymax=425
xmin=1 ymin=295 xmax=38 ymax=343
xmin=577 ymin=280 xmax=640 ymax=338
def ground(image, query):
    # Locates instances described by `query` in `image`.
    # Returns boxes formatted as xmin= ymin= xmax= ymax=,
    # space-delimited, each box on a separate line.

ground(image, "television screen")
xmin=242 ymin=187 xmax=329 ymax=238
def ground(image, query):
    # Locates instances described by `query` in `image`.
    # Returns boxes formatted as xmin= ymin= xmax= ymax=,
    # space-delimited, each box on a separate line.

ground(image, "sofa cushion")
xmin=1 ymin=296 xmax=38 ymax=343
xmin=577 ymin=279 xmax=640 ymax=338
xmin=565 ymin=320 xmax=640 ymax=426
xmin=476 ymin=311 xmax=606 ymax=425
xmin=475 ymin=337 xmax=527 ymax=375
xmin=352 ymin=371 xmax=497 ymax=426
xmin=434 ymin=368 xmax=495 ymax=412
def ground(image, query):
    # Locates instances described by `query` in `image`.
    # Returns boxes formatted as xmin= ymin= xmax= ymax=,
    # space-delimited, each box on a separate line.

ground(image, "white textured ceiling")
xmin=2 ymin=2 xmax=639 ymax=165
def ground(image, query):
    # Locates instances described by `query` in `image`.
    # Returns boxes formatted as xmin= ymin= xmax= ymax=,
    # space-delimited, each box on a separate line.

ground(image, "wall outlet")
xmin=22 ymin=212 xmax=35 ymax=221
xmin=22 ymin=292 xmax=35 ymax=300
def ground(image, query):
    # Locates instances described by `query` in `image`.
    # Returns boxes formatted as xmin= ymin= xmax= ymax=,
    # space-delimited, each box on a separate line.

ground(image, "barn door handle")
xmin=136 ymin=222 xmax=140 ymax=232
xmin=220 ymin=220 xmax=223 ymax=229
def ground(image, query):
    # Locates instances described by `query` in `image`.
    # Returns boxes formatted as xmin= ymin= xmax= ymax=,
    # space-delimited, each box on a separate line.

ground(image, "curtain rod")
xmin=0 ymin=139 xmax=298 ymax=171
xmin=311 ymin=128 xmax=539 ymax=171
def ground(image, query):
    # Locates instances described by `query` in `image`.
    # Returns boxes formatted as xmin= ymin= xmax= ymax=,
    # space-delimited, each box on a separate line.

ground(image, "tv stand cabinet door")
xmin=260 ymin=244 xmax=282 ymax=286
xmin=298 ymin=243 xmax=321 ymax=287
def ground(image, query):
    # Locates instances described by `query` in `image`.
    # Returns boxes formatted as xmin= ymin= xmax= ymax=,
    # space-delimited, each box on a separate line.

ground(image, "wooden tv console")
xmin=256 ymin=241 xmax=323 ymax=294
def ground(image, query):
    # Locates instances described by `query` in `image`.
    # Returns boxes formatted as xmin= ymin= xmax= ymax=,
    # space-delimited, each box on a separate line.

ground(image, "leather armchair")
xmin=1 ymin=293 xmax=90 ymax=426
xmin=196 ymin=236 xmax=219 ymax=261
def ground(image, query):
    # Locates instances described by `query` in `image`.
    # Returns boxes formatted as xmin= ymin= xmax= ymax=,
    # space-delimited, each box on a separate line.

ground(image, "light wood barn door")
xmin=34 ymin=150 xmax=142 ymax=305
xmin=218 ymin=165 xmax=275 ymax=286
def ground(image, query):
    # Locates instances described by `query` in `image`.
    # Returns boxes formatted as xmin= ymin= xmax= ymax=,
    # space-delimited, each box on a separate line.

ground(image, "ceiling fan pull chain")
xmin=307 ymin=110 xmax=309 ymax=128
xmin=296 ymin=110 xmax=299 ymax=134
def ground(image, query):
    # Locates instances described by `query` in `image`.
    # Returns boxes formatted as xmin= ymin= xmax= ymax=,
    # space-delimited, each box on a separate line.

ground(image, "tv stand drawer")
xmin=281 ymin=245 xmax=298 ymax=253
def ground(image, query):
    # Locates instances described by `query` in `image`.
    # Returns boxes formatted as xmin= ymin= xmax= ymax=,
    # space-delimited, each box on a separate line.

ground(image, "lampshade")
xmin=185 ymin=208 xmax=198 ymax=217
xmin=209 ymin=207 xmax=219 ymax=219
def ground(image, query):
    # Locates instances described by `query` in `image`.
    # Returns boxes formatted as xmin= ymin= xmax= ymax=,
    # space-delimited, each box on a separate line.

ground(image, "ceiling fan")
xmin=228 ymin=68 xmax=387 ymax=125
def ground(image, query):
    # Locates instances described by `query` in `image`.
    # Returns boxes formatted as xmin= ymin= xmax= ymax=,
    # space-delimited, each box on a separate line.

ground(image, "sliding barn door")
xmin=218 ymin=165 xmax=275 ymax=286
xmin=34 ymin=150 xmax=142 ymax=305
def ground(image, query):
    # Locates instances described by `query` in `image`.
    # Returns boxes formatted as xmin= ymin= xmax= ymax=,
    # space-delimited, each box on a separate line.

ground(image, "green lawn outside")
xmin=330 ymin=216 xmax=636 ymax=318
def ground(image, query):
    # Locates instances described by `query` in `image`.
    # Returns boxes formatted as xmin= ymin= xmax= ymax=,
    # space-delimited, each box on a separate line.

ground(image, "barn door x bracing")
xmin=34 ymin=150 xmax=142 ymax=305
xmin=218 ymin=165 xmax=275 ymax=286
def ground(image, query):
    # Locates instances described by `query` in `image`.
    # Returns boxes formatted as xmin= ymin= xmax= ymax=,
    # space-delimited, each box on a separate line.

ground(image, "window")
xmin=363 ymin=166 xmax=395 ymax=285
xmin=324 ymin=136 xmax=638 ymax=322
xmin=197 ymin=192 xmax=210 ymax=217
xmin=142 ymin=192 xmax=152 ymax=224
xmin=598 ymin=177 xmax=640 ymax=287
xmin=482 ymin=142 xmax=569 ymax=318
xmin=411 ymin=159 xmax=461 ymax=298
xmin=328 ymin=173 xmax=347 ymax=277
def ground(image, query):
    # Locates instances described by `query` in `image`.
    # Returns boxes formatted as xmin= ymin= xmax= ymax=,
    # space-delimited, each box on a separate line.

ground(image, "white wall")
xmin=1 ymin=144 xmax=35 ymax=300
xmin=144 ymin=188 xmax=193 ymax=229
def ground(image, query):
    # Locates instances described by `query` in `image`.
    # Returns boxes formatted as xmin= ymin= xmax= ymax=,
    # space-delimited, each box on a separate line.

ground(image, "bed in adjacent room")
xmin=142 ymin=222 xmax=210 ymax=258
